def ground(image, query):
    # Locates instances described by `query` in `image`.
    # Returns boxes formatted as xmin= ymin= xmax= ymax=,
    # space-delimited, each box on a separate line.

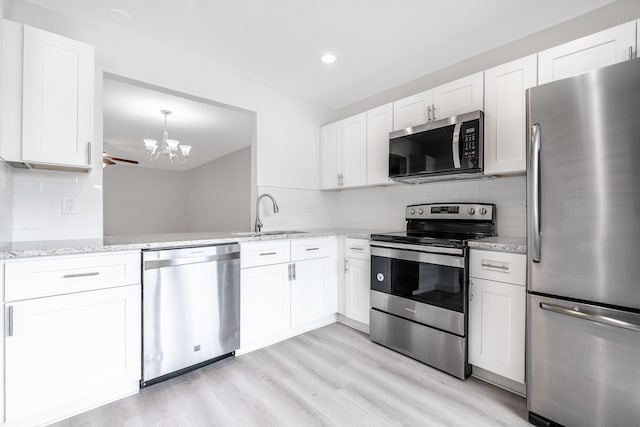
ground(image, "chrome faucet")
xmin=255 ymin=193 xmax=280 ymax=232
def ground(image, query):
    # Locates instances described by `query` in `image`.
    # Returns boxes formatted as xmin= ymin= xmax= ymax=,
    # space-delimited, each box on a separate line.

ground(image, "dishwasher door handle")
xmin=144 ymin=252 xmax=239 ymax=270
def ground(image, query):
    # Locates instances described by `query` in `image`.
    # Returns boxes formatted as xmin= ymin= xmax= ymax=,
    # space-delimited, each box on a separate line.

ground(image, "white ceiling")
xmin=103 ymin=77 xmax=253 ymax=171
xmin=26 ymin=0 xmax=613 ymax=109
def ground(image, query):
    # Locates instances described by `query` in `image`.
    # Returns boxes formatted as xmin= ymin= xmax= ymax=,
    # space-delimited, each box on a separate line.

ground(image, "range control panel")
xmin=406 ymin=203 xmax=495 ymax=221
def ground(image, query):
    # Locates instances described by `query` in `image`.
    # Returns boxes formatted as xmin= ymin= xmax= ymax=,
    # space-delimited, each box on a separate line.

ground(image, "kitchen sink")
xmin=232 ymin=230 xmax=307 ymax=237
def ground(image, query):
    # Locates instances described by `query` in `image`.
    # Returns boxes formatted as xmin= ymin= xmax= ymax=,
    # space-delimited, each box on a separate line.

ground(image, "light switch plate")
xmin=62 ymin=196 xmax=78 ymax=215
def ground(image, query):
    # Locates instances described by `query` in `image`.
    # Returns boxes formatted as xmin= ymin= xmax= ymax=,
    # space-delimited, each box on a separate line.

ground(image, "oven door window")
xmin=389 ymin=125 xmax=456 ymax=177
xmin=372 ymin=255 xmax=464 ymax=312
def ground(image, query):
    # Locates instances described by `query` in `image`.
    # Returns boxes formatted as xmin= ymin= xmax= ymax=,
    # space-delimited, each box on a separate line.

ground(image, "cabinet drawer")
xmin=470 ymin=249 xmax=525 ymax=286
xmin=241 ymin=240 xmax=290 ymax=268
xmin=5 ymin=251 xmax=141 ymax=302
xmin=345 ymin=238 xmax=370 ymax=260
xmin=291 ymin=237 xmax=335 ymax=261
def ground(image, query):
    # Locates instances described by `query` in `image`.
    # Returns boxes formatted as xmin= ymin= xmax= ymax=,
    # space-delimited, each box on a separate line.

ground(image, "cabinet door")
xmin=5 ymin=285 xmax=141 ymax=424
xmin=320 ymin=121 xmax=342 ymax=189
xmin=432 ymin=72 xmax=484 ymax=120
xmin=468 ymin=277 xmax=525 ymax=383
xmin=341 ymin=113 xmax=367 ymax=187
xmin=345 ymin=257 xmax=371 ymax=325
xmin=291 ymin=258 xmax=330 ymax=327
xmin=240 ymin=264 xmax=291 ymax=348
xmin=538 ymin=21 xmax=636 ymax=85
xmin=366 ymin=103 xmax=394 ymax=185
xmin=21 ymin=25 xmax=95 ymax=167
xmin=392 ymin=90 xmax=432 ymax=131
xmin=484 ymin=55 xmax=537 ymax=175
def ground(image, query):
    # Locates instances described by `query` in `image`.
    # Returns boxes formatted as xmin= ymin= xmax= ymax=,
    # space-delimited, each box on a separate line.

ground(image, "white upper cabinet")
xmin=432 ymin=72 xmax=484 ymax=120
xmin=1 ymin=20 xmax=95 ymax=171
xmin=392 ymin=90 xmax=432 ymax=131
xmin=341 ymin=113 xmax=367 ymax=187
xmin=320 ymin=120 xmax=343 ymax=189
xmin=484 ymin=55 xmax=537 ymax=175
xmin=538 ymin=21 xmax=636 ymax=85
xmin=320 ymin=113 xmax=366 ymax=189
xmin=366 ymin=103 xmax=394 ymax=185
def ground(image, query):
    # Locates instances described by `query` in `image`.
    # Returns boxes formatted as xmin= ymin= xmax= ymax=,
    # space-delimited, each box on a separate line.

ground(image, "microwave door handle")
xmin=452 ymin=123 xmax=462 ymax=169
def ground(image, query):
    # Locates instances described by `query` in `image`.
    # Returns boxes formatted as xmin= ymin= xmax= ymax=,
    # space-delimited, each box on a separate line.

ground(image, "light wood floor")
xmin=53 ymin=323 xmax=528 ymax=427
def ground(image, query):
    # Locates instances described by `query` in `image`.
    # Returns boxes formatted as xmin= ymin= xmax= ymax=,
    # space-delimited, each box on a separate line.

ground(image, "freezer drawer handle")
xmin=540 ymin=302 xmax=640 ymax=333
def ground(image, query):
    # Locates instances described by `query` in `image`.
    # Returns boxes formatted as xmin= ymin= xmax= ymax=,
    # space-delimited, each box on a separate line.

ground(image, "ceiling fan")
xmin=102 ymin=152 xmax=139 ymax=167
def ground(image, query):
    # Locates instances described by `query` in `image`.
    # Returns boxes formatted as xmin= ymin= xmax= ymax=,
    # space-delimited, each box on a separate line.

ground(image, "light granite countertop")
xmin=467 ymin=236 xmax=527 ymax=254
xmin=0 ymin=228 xmax=386 ymax=260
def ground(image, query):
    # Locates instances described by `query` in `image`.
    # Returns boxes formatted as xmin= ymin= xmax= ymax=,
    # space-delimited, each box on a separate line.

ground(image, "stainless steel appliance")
xmin=142 ymin=244 xmax=240 ymax=386
xmin=389 ymin=111 xmax=483 ymax=183
xmin=370 ymin=203 xmax=496 ymax=379
xmin=527 ymin=59 xmax=640 ymax=427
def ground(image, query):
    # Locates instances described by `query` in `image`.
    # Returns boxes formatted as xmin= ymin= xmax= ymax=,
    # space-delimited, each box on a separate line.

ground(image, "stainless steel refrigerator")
xmin=527 ymin=59 xmax=640 ymax=427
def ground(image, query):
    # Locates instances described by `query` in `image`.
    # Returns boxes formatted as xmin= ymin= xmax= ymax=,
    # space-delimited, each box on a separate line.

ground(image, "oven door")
xmin=389 ymin=112 xmax=482 ymax=179
xmin=370 ymin=243 xmax=467 ymax=336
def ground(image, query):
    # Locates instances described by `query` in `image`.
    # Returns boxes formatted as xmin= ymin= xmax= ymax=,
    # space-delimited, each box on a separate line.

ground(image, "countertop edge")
xmin=0 ymin=229 xmax=379 ymax=260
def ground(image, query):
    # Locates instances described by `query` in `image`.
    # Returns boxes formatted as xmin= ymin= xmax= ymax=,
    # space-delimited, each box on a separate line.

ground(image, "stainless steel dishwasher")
xmin=142 ymin=243 xmax=240 ymax=386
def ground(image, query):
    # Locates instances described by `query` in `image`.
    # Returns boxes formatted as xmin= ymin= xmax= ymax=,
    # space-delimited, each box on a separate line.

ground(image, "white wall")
xmin=337 ymin=0 xmax=640 ymax=118
xmin=103 ymin=165 xmax=187 ymax=236
xmin=186 ymin=147 xmax=251 ymax=232
xmin=2 ymin=0 xmax=335 ymax=241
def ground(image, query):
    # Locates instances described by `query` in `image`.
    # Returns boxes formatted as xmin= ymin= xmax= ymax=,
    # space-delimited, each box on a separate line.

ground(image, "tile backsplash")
xmin=0 ymin=161 xmax=12 ymax=241
xmin=326 ymin=176 xmax=526 ymax=237
xmin=10 ymin=167 xmax=102 ymax=241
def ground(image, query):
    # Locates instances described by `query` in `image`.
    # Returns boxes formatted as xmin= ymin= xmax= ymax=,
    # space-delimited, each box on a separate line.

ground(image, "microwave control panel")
xmin=461 ymin=120 xmax=480 ymax=167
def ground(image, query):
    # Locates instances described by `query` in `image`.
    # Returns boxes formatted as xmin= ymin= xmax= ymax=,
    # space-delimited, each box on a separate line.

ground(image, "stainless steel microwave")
xmin=389 ymin=110 xmax=483 ymax=183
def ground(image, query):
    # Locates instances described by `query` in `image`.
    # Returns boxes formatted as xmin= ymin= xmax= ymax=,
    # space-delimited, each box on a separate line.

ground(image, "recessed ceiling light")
xmin=321 ymin=53 xmax=336 ymax=64
xmin=109 ymin=8 xmax=133 ymax=24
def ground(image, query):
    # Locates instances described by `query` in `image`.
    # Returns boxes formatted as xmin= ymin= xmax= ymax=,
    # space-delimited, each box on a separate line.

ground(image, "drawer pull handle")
xmin=305 ymin=247 xmax=320 ymax=251
xmin=481 ymin=262 xmax=509 ymax=271
xmin=349 ymin=247 xmax=364 ymax=251
xmin=62 ymin=272 xmax=100 ymax=279
xmin=259 ymin=252 xmax=277 ymax=256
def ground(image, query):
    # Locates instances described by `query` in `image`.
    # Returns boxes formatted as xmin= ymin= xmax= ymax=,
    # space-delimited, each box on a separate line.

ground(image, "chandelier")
xmin=143 ymin=110 xmax=192 ymax=164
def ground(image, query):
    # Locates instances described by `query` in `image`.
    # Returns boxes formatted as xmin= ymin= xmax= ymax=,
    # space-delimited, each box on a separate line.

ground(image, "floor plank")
xmin=52 ymin=323 xmax=528 ymax=427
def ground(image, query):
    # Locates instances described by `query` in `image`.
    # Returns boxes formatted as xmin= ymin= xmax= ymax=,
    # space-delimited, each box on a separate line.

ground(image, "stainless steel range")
xmin=369 ymin=203 xmax=496 ymax=379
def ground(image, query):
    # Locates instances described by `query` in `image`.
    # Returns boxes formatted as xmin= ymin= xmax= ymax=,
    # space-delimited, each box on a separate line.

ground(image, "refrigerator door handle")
xmin=531 ymin=123 xmax=542 ymax=262
xmin=540 ymin=302 xmax=640 ymax=333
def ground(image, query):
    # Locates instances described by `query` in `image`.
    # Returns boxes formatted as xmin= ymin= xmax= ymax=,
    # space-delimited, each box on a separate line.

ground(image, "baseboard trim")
xmin=472 ymin=365 xmax=526 ymax=397
xmin=337 ymin=314 xmax=369 ymax=334
xmin=237 ymin=314 xmax=338 ymax=355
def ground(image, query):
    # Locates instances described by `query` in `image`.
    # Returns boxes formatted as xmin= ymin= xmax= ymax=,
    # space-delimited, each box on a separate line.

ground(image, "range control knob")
xmin=479 ymin=207 xmax=487 ymax=215
xmin=467 ymin=208 xmax=475 ymax=215
xmin=418 ymin=208 xmax=424 ymax=215
xmin=410 ymin=208 xmax=416 ymax=215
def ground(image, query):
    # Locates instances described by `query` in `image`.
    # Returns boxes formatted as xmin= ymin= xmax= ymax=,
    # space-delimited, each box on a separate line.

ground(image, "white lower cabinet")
xmin=345 ymin=257 xmax=370 ymax=325
xmin=240 ymin=263 xmax=291 ymax=349
xmin=469 ymin=250 xmax=526 ymax=385
xmin=291 ymin=258 xmax=334 ymax=328
xmin=5 ymin=284 xmax=141 ymax=425
xmin=240 ymin=238 xmax=337 ymax=353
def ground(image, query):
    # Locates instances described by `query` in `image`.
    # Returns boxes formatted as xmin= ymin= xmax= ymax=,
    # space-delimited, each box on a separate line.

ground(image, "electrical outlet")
xmin=62 ymin=196 xmax=78 ymax=215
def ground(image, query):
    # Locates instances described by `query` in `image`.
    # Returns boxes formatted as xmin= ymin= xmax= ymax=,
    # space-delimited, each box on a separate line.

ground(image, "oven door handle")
xmin=371 ymin=245 xmax=464 ymax=269
xmin=452 ymin=122 xmax=462 ymax=169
